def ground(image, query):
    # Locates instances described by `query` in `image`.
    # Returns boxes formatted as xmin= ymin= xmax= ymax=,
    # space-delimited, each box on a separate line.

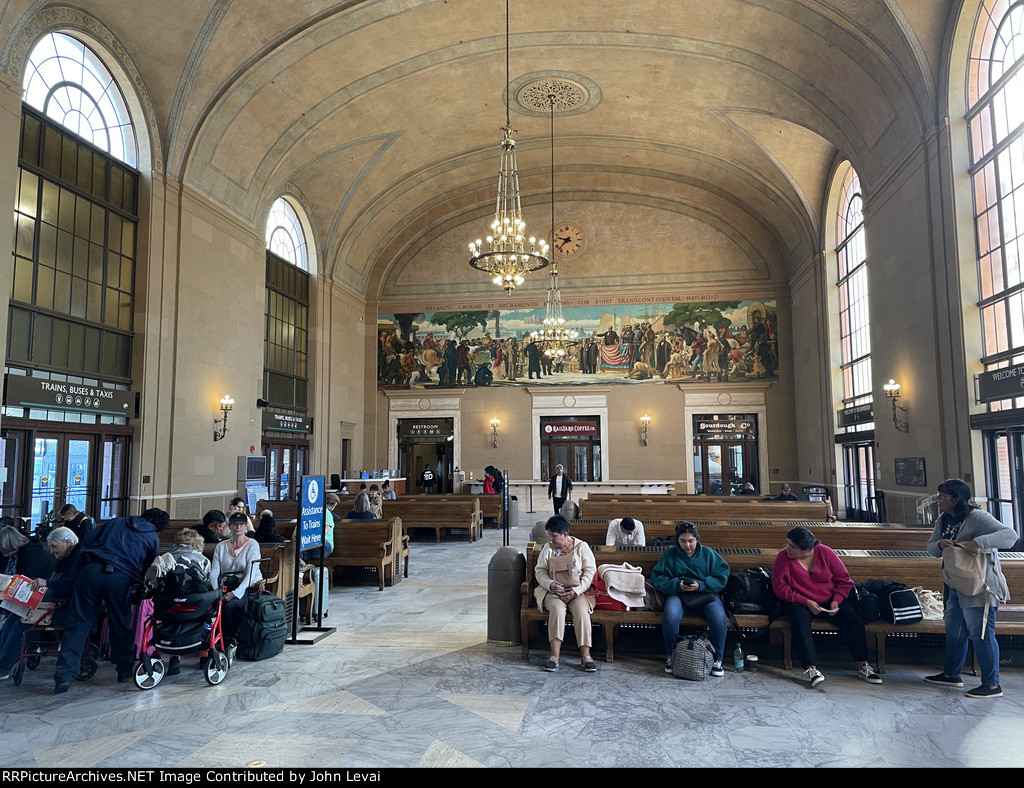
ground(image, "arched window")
xmin=967 ymin=1 xmax=1024 ymax=406
xmin=266 ymin=197 xmax=309 ymax=271
xmin=835 ymin=166 xmax=872 ymax=422
xmin=263 ymin=197 xmax=313 ymax=499
xmin=829 ymin=163 xmax=875 ymax=521
xmin=22 ymin=32 xmax=138 ymax=167
xmin=965 ymin=0 xmax=1024 ymax=530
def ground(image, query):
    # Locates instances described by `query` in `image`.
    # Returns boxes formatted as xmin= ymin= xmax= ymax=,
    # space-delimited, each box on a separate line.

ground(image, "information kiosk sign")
xmin=299 ymin=475 xmax=325 ymax=551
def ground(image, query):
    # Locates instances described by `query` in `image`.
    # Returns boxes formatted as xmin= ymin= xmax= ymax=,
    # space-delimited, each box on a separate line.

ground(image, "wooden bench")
xmin=577 ymin=499 xmax=830 ymax=523
xmin=522 ymin=541 xmax=1024 ymax=671
xmin=521 ymin=543 xmax=774 ymax=663
xmin=380 ymin=499 xmax=482 ymax=542
xmin=326 ymin=493 xmax=502 ymax=527
xmin=319 ymin=518 xmax=406 ymax=591
xmin=567 ymin=519 xmax=934 ymax=552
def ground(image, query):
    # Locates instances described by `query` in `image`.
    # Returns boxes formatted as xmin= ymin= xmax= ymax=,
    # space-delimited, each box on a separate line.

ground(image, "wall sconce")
xmin=213 ymin=395 xmax=234 ymax=441
xmin=883 ymin=379 xmax=908 ymax=433
xmin=640 ymin=414 xmax=651 ymax=446
xmin=490 ymin=417 xmax=500 ymax=448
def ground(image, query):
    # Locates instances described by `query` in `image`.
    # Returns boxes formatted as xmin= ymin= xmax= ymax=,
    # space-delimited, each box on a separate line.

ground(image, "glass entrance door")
xmin=986 ymin=429 xmax=1022 ymax=536
xmin=30 ymin=433 xmax=95 ymax=524
xmin=693 ymin=440 xmax=758 ymax=494
xmin=263 ymin=440 xmax=308 ymax=500
xmin=842 ymin=441 xmax=876 ymax=521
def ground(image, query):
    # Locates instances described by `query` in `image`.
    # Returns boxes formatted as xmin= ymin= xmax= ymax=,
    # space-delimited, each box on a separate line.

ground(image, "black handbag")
xmin=850 ymin=582 xmax=880 ymax=623
xmin=678 ymin=589 xmax=717 ymax=608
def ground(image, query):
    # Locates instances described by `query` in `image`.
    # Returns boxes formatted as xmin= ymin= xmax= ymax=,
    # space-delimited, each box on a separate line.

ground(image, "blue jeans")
xmin=944 ymin=587 xmax=1001 ymax=687
xmin=0 ymin=613 xmax=31 ymax=673
xmin=662 ymin=594 xmax=727 ymax=661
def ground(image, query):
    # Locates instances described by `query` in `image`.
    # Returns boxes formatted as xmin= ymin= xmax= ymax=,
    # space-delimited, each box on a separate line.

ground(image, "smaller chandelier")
xmin=530 ymin=264 xmax=578 ymax=357
xmin=468 ymin=128 xmax=549 ymax=294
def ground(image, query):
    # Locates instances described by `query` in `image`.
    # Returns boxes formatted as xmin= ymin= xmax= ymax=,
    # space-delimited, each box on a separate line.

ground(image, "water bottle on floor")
xmin=733 ymin=643 xmax=744 ymax=673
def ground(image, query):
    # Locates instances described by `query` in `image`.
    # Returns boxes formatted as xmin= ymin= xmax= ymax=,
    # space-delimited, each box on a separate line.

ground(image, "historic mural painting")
xmin=377 ymin=299 xmax=778 ymax=388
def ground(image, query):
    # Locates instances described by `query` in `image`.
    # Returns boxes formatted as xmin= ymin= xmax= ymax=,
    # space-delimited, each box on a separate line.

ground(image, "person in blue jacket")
xmin=651 ymin=522 xmax=731 ymax=677
xmin=52 ymin=508 xmax=168 ymax=693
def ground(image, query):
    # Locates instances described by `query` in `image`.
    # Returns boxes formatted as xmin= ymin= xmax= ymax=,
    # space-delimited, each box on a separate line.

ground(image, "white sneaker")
xmin=858 ymin=664 xmax=883 ymax=684
xmin=710 ymin=661 xmax=725 ymax=677
xmin=0 ymin=671 xmax=10 ymax=680
xmin=804 ymin=667 xmax=825 ymax=687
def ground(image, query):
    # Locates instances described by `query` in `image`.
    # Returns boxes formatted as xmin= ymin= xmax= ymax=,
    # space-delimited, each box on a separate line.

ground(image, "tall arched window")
xmin=830 ymin=163 xmax=876 ymax=521
xmin=263 ymin=197 xmax=312 ymax=500
xmin=965 ymin=0 xmax=1024 ymax=530
xmin=265 ymin=197 xmax=309 ymax=271
xmin=22 ymin=32 xmax=137 ymax=167
xmin=5 ymin=32 xmax=140 ymax=523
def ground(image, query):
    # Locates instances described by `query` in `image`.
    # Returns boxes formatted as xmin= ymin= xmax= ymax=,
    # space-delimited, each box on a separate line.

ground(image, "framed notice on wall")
xmin=894 ymin=457 xmax=927 ymax=487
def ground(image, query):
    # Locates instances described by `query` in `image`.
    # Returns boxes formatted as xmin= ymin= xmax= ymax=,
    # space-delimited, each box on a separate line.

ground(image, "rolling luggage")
xmin=308 ymin=566 xmax=330 ymax=623
xmin=236 ymin=590 xmax=287 ymax=661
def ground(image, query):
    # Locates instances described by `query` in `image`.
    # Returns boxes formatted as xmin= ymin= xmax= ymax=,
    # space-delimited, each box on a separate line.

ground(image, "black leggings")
xmin=783 ymin=598 xmax=868 ymax=667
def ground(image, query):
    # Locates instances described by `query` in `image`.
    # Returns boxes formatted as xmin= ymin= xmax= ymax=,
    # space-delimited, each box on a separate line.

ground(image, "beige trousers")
xmin=544 ymin=592 xmax=593 ymax=648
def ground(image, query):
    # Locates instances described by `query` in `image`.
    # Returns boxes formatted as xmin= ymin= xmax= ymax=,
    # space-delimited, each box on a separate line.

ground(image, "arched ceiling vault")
xmin=0 ymin=0 xmax=951 ymax=300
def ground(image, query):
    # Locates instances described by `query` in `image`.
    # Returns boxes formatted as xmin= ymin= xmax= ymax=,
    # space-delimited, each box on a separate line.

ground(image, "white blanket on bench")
xmin=598 ymin=563 xmax=646 ymax=609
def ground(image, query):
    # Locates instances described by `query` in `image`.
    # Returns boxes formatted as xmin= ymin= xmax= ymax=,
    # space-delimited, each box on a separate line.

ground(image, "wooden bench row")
xmin=521 ymin=542 xmax=1024 ymax=672
xmin=566 ymin=519 xmax=933 ymax=552
xmin=577 ymin=499 xmax=831 ymax=523
xmin=256 ymin=497 xmax=483 ymax=544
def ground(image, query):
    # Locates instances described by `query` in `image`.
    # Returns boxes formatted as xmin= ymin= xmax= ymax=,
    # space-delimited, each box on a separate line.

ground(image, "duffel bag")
xmin=236 ymin=590 xmax=288 ymax=661
xmin=865 ymin=579 xmax=923 ymax=625
xmin=670 ymin=633 xmax=716 ymax=681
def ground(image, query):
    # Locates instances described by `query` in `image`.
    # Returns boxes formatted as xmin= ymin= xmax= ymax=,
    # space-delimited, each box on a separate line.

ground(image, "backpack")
xmin=723 ymin=567 xmax=776 ymax=615
xmin=236 ymin=590 xmax=288 ymax=661
xmin=864 ymin=579 xmax=923 ymax=625
xmin=670 ymin=633 xmax=716 ymax=681
xmin=850 ymin=582 xmax=880 ymax=623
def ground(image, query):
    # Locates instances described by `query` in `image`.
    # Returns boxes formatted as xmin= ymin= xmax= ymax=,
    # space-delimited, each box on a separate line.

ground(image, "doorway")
xmin=0 ymin=423 xmax=131 ymax=527
xmin=539 ymin=417 xmax=602 ymax=482
xmin=262 ymin=439 xmax=309 ymax=501
xmin=692 ymin=415 xmax=759 ymax=495
xmin=397 ymin=418 xmax=454 ymax=493
xmin=841 ymin=440 xmax=877 ymax=521
xmin=985 ymin=429 xmax=1022 ymax=536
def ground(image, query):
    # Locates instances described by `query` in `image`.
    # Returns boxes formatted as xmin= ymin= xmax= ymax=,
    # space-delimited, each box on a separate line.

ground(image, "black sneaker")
xmin=664 ymin=658 xmax=673 ymax=675
xmin=966 ymin=684 xmax=1003 ymax=699
xmin=582 ymin=659 xmax=597 ymax=673
xmin=166 ymin=658 xmax=181 ymax=676
xmin=54 ymin=681 xmax=70 ymax=694
xmin=924 ymin=673 xmax=964 ymax=688
xmin=543 ymin=658 xmax=558 ymax=672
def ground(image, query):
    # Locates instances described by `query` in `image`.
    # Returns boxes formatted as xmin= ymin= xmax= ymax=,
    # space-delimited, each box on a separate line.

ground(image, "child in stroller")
xmin=134 ymin=528 xmax=228 ymax=688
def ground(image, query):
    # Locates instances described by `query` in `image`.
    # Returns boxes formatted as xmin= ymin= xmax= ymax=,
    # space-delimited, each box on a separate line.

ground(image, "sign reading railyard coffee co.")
xmin=3 ymin=375 xmax=136 ymax=416
xmin=978 ymin=363 xmax=1024 ymax=403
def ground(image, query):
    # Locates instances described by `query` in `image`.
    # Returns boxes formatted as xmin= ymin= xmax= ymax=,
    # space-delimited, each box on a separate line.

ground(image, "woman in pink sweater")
xmin=771 ymin=527 xmax=882 ymax=688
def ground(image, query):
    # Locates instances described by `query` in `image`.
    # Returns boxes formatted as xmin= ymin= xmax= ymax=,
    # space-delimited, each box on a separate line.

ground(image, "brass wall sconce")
xmin=640 ymin=414 xmax=651 ymax=446
xmin=883 ymin=380 xmax=908 ymax=433
xmin=490 ymin=417 xmax=500 ymax=448
xmin=213 ymin=395 xmax=234 ymax=441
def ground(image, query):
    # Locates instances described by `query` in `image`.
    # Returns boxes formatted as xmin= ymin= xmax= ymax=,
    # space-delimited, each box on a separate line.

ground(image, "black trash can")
xmin=487 ymin=546 xmax=526 ymax=646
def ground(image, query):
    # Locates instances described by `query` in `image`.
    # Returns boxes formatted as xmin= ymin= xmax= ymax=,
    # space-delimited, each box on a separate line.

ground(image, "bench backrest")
xmin=578 ymin=499 xmax=829 ymax=522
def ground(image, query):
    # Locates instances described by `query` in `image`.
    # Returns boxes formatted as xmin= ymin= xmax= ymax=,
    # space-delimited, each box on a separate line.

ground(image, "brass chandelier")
xmin=467 ymin=0 xmax=548 ymax=294
xmin=530 ymin=95 xmax=578 ymax=359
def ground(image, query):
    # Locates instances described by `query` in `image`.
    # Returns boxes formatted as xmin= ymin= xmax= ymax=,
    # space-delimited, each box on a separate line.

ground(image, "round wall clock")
xmin=552 ymin=223 xmax=586 ymax=257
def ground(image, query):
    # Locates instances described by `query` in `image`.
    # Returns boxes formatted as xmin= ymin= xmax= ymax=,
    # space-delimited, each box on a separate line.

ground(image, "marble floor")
xmin=2 ymin=524 xmax=1024 ymax=769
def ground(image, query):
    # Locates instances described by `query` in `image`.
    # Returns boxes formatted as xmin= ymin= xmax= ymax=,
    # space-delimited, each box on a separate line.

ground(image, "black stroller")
xmin=132 ymin=564 xmax=230 ymax=689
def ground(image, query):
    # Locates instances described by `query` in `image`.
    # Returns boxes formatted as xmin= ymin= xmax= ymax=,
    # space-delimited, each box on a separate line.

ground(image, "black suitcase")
xmin=236 ymin=590 xmax=288 ymax=661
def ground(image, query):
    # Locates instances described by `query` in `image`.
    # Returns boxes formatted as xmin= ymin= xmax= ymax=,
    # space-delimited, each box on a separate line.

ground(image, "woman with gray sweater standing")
xmin=925 ymin=478 xmax=1016 ymax=698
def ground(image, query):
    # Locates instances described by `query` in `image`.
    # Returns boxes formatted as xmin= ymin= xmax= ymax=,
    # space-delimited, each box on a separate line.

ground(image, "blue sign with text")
xmin=299 ymin=476 xmax=325 ymax=550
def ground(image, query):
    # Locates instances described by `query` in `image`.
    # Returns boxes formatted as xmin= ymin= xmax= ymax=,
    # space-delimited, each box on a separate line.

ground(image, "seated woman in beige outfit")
xmin=533 ymin=516 xmax=597 ymax=673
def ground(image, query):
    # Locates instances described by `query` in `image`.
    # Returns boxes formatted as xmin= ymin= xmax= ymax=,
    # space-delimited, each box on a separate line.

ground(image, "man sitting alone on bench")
xmin=605 ymin=516 xmax=646 ymax=547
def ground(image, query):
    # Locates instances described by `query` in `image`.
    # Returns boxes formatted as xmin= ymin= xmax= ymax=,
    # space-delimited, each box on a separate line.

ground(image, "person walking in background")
xmin=547 ymin=464 xmax=573 ymax=515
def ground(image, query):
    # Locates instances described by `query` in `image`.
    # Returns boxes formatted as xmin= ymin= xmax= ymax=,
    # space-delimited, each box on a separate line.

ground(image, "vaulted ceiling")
xmin=0 ymin=1 xmax=956 ymax=304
